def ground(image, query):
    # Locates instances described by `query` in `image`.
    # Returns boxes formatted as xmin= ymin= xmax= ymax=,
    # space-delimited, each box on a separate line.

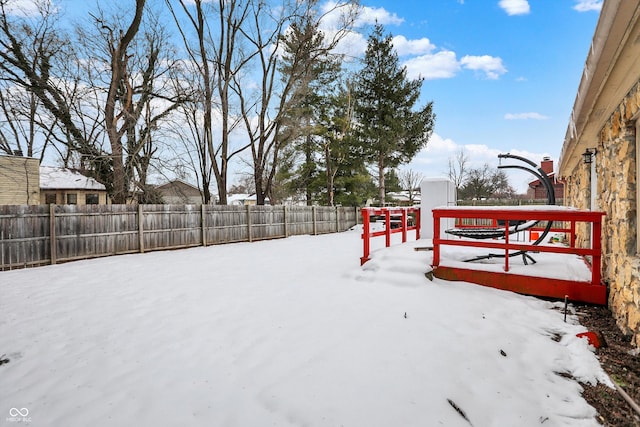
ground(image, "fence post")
xmin=138 ymin=204 xmax=145 ymax=253
xmin=49 ymin=204 xmax=57 ymax=265
xmin=283 ymin=205 xmax=288 ymax=237
xmin=201 ymin=204 xmax=207 ymax=247
xmin=385 ymin=209 xmax=391 ymax=247
xmin=401 ymin=208 xmax=407 ymax=243
xmin=312 ymin=206 xmax=317 ymax=235
xmin=335 ymin=206 xmax=340 ymax=232
xmin=433 ymin=211 xmax=440 ymax=266
xmin=361 ymin=208 xmax=370 ymax=265
xmin=247 ymin=205 xmax=252 ymax=242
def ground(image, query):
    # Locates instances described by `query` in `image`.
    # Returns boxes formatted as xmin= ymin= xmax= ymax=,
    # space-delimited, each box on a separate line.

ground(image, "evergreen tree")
xmin=314 ymin=80 xmax=364 ymax=206
xmin=278 ymin=14 xmax=341 ymax=205
xmin=384 ymin=169 xmax=402 ymax=193
xmin=353 ymin=23 xmax=435 ymax=206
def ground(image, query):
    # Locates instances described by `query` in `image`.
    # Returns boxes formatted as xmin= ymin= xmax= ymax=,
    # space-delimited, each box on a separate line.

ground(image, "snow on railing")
xmin=432 ymin=206 xmax=607 ymax=304
xmin=360 ymin=207 xmax=420 ymax=265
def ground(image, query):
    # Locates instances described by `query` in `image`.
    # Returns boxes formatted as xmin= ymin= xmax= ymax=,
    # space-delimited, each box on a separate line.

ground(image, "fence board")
xmin=0 ymin=204 xmax=359 ymax=271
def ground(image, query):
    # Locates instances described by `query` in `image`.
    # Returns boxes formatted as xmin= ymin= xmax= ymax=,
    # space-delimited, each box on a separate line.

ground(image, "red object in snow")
xmin=360 ymin=207 xmax=421 ymax=265
xmin=431 ymin=206 xmax=607 ymax=305
xmin=576 ymin=331 xmax=606 ymax=349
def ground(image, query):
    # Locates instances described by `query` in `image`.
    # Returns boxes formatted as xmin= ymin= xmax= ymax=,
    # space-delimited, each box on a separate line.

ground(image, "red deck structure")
xmin=432 ymin=206 xmax=607 ymax=305
xmin=360 ymin=207 xmax=420 ymax=265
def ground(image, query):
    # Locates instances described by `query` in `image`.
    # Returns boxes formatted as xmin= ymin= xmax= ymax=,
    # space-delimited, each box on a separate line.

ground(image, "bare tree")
xmin=97 ymin=0 xmax=146 ymax=203
xmin=448 ymin=147 xmax=469 ymax=191
xmin=235 ymin=0 xmax=358 ymax=205
xmin=0 ymin=0 xmax=103 ymax=166
xmin=166 ymin=0 xmax=253 ymax=205
xmin=0 ymin=86 xmax=49 ymax=158
xmin=84 ymin=2 xmax=187 ymax=203
xmin=398 ymin=168 xmax=423 ymax=205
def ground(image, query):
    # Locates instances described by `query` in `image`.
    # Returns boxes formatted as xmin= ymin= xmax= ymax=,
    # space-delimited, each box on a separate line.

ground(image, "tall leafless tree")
xmin=85 ymin=2 xmax=187 ymax=203
xmin=398 ymin=168 xmax=423 ymax=205
xmin=0 ymin=0 xmax=103 ymax=166
xmin=167 ymin=0 xmax=253 ymax=205
xmin=235 ymin=0 xmax=358 ymax=205
xmin=448 ymin=147 xmax=469 ymax=192
xmin=98 ymin=0 xmax=146 ymax=203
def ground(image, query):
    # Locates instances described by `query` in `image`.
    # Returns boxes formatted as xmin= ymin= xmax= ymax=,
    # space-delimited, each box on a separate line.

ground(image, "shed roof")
xmin=39 ymin=166 xmax=106 ymax=191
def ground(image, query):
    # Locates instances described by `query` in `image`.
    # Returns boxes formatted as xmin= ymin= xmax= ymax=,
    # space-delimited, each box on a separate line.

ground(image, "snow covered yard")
xmin=1 ymin=229 xmax=612 ymax=426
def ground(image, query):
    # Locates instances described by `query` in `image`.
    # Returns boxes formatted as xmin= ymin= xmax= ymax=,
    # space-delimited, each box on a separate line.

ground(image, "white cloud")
xmin=4 ymin=0 xmax=55 ymax=17
xmin=320 ymin=2 xmax=407 ymax=61
xmin=322 ymin=2 xmax=505 ymax=81
xmin=355 ymin=4 xmax=404 ymax=26
xmin=424 ymin=133 xmax=459 ymax=154
xmin=403 ymin=51 xmax=460 ymax=80
xmin=498 ymin=0 xmax=530 ymax=16
xmin=330 ymin=31 xmax=369 ymax=60
xmin=392 ymin=35 xmax=436 ymax=56
xmin=504 ymin=112 xmax=550 ymax=120
xmin=573 ymin=0 xmax=602 ymax=12
xmin=404 ymin=53 xmax=507 ymax=81
xmin=404 ymin=135 xmax=554 ymax=193
xmin=460 ymin=55 xmax=507 ymax=79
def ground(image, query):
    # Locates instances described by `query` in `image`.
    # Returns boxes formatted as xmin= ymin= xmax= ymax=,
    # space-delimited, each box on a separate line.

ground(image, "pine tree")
xmin=353 ymin=23 xmax=435 ymax=206
xmin=278 ymin=16 xmax=340 ymax=205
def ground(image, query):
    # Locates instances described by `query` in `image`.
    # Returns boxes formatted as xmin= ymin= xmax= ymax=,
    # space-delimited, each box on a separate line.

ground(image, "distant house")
xmin=227 ymin=193 xmax=258 ymax=206
xmin=387 ymin=191 xmax=421 ymax=206
xmin=39 ymin=166 xmax=108 ymax=205
xmin=526 ymin=157 xmax=564 ymax=200
xmin=226 ymin=193 xmax=272 ymax=206
xmin=0 ymin=154 xmax=40 ymax=205
xmin=156 ymin=180 xmax=203 ymax=205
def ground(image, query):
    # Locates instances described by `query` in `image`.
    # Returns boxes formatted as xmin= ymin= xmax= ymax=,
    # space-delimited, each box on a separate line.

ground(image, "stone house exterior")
xmin=0 ymin=155 xmax=40 ymax=204
xmin=558 ymin=0 xmax=640 ymax=347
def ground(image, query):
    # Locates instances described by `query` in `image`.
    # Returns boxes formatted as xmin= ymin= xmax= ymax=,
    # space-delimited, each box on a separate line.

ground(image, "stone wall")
xmin=565 ymin=79 xmax=640 ymax=347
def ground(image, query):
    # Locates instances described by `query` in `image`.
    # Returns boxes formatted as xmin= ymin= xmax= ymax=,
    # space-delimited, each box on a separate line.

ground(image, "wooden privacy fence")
xmin=0 ymin=204 xmax=359 ymax=271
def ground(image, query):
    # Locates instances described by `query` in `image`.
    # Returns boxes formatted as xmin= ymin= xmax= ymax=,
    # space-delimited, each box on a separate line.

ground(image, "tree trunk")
xmin=325 ymin=144 xmax=334 ymax=206
xmin=378 ymin=157 xmax=385 ymax=206
xmin=103 ymin=0 xmax=146 ymax=204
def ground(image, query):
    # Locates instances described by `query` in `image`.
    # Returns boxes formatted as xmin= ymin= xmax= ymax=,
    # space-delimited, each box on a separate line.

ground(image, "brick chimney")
xmin=540 ymin=156 xmax=553 ymax=175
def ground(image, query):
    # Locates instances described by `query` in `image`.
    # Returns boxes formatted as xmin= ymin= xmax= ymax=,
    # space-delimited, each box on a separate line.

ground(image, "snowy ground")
xmin=1 ymin=228 xmax=612 ymax=427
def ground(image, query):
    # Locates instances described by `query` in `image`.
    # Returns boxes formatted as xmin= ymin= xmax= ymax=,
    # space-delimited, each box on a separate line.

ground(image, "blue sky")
xmin=12 ymin=0 xmax=602 ymax=192
xmin=346 ymin=0 xmax=602 ymax=190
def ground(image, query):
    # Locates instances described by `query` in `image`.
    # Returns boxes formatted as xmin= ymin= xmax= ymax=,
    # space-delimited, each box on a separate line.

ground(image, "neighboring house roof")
xmin=156 ymin=180 xmax=201 ymax=196
xmin=528 ymin=172 xmax=557 ymax=188
xmin=387 ymin=191 xmax=421 ymax=203
xmin=39 ymin=166 xmax=106 ymax=191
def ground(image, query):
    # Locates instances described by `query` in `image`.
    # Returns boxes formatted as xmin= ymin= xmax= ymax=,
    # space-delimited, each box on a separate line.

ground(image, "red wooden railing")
xmin=432 ymin=207 xmax=607 ymax=304
xmin=454 ymin=217 xmax=569 ymax=240
xmin=360 ymin=207 xmax=420 ymax=265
